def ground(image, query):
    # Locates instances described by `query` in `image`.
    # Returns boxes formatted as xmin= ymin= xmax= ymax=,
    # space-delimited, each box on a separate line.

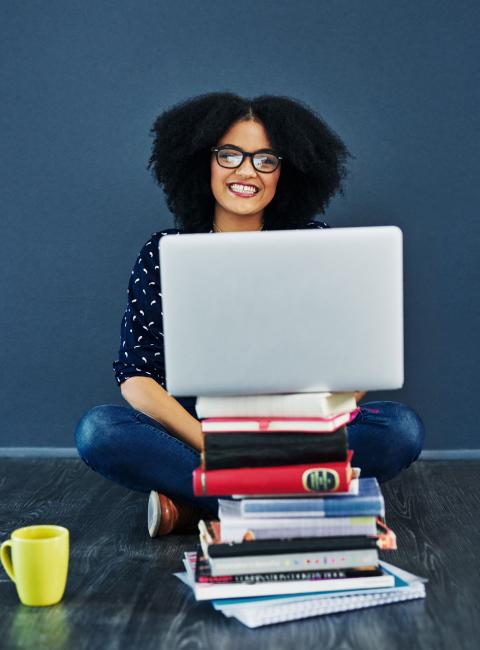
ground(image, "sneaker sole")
xmin=147 ymin=490 xmax=162 ymax=537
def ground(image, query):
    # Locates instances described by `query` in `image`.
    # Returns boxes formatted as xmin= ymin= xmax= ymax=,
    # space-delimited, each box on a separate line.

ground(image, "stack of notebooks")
xmin=174 ymin=392 xmax=427 ymax=628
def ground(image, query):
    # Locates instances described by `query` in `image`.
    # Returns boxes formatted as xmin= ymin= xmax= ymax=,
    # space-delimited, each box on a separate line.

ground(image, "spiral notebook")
xmin=218 ymin=582 xmax=426 ymax=627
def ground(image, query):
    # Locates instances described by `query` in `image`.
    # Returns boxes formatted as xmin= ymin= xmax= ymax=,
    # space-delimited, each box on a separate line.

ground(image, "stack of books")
xmin=193 ymin=392 xmax=358 ymax=498
xmin=175 ymin=392 xmax=427 ymax=627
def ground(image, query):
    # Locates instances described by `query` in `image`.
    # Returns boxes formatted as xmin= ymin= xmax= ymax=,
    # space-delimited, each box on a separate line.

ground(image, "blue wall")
xmin=1 ymin=1 xmax=479 ymax=449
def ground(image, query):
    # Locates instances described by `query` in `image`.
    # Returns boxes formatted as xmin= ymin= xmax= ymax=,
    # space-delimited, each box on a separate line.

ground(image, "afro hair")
xmin=147 ymin=92 xmax=351 ymax=233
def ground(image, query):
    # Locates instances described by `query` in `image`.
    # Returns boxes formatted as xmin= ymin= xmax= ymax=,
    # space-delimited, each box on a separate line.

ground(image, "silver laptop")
xmin=159 ymin=226 xmax=404 ymax=396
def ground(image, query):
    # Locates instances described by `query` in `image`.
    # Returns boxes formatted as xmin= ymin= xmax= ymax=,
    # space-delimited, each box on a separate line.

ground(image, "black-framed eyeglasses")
xmin=211 ymin=144 xmax=282 ymax=173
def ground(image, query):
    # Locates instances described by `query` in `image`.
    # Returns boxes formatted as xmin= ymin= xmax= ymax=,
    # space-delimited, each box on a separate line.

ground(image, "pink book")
xmin=200 ymin=409 xmax=360 ymax=433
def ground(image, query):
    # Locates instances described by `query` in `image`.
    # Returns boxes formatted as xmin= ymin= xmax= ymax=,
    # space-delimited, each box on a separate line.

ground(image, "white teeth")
xmin=228 ymin=183 xmax=258 ymax=194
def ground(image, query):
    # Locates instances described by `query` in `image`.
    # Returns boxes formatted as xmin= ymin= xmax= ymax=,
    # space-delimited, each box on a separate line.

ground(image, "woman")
xmin=74 ymin=92 xmax=425 ymax=537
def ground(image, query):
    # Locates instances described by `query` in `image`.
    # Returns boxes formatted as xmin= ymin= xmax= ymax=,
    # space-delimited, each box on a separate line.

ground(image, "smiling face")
xmin=210 ymin=119 xmax=281 ymax=231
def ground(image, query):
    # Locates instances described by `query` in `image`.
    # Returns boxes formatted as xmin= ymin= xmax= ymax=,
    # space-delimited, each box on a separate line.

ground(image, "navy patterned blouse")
xmin=112 ymin=220 xmax=330 ymax=389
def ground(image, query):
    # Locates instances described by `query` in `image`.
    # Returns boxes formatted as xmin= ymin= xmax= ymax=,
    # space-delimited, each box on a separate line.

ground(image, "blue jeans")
xmin=74 ymin=398 xmax=425 ymax=518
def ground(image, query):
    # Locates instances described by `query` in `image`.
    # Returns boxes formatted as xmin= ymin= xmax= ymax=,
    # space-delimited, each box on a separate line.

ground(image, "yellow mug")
xmin=1 ymin=525 xmax=69 ymax=606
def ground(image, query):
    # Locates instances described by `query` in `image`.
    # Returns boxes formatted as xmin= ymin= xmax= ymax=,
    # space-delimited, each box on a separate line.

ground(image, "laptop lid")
xmin=159 ymin=226 xmax=404 ymax=396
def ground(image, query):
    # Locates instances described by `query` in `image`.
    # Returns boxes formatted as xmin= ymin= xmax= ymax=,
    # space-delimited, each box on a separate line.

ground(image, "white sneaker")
xmin=147 ymin=490 xmax=162 ymax=538
xmin=147 ymin=490 xmax=202 ymax=537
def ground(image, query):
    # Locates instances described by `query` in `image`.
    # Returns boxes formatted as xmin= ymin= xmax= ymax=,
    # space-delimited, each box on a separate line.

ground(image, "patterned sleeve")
xmin=112 ymin=231 xmax=168 ymax=388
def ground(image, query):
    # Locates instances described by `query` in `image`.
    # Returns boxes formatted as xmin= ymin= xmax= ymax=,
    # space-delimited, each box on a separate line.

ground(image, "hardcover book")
xmin=195 ymin=392 xmax=357 ymax=419
xmin=202 ymin=427 xmax=348 ymax=470
xmin=193 ymin=450 xmax=354 ymax=496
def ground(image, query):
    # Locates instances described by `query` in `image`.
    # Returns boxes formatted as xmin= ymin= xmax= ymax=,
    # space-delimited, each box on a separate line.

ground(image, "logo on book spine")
xmin=302 ymin=468 xmax=339 ymax=492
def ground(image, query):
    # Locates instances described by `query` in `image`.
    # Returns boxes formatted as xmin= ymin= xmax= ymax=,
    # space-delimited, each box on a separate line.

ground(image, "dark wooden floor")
xmin=0 ymin=459 xmax=479 ymax=650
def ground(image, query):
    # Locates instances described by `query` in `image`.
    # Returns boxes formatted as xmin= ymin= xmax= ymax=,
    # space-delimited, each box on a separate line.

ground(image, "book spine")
xmin=193 ymin=451 xmax=353 ymax=496
xmin=197 ymin=567 xmax=382 ymax=584
xmin=209 ymin=548 xmax=379 ymax=577
xmin=206 ymin=534 xmax=377 ymax=558
xmin=241 ymin=495 xmax=385 ymax=518
xmin=220 ymin=518 xmax=377 ymax=543
xmin=203 ymin=428 xmax=348 ymax=470
xmin=195 ymin=393 xmax=357 ymax=419
xmin=201 ymin=410 xmax=359 ymax=432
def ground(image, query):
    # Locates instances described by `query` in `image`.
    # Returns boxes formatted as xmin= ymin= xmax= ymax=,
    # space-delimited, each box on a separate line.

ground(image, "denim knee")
xmin=392 ymin=402 xmax=426 ymax=465
xmin=352 ymin=401 xmax=426 ymax=483
xmin=74 ymin=404 xmax=126 ymax=466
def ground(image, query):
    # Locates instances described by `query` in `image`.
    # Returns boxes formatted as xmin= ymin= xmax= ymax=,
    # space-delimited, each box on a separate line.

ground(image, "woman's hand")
xmin=354 ymin=391 xmax=367 ymax=403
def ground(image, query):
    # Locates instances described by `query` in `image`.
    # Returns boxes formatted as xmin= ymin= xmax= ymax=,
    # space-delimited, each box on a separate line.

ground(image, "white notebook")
xmin=220 ymin=582 xmax=426 ymax=627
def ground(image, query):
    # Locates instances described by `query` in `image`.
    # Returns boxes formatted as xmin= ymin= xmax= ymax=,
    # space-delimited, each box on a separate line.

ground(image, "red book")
xmin=193 ymin=450 xmax=353 ymax=497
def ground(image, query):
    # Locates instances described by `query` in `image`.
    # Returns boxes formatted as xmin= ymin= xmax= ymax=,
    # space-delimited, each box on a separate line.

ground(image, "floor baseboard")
xmin=419 ymin=449 xmax=480 ymax=460
xmin=0 ymin=447 xmax=480 ymax=460
xmin=0 ymin=447 xmax=79 ymax=458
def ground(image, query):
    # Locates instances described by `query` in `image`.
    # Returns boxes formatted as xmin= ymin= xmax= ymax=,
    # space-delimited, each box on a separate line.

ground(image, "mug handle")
xmin=0 ymin=540 xmax=16 ymax=582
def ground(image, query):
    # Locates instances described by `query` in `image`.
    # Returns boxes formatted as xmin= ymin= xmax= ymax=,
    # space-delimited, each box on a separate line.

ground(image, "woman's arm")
xmin=121 ymin=378 xmax=365 ymax=453
xmin=121 ymin=376 xmax=203 ymax=451
xmin=354 ymin=391 xmax=367 ymax=402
